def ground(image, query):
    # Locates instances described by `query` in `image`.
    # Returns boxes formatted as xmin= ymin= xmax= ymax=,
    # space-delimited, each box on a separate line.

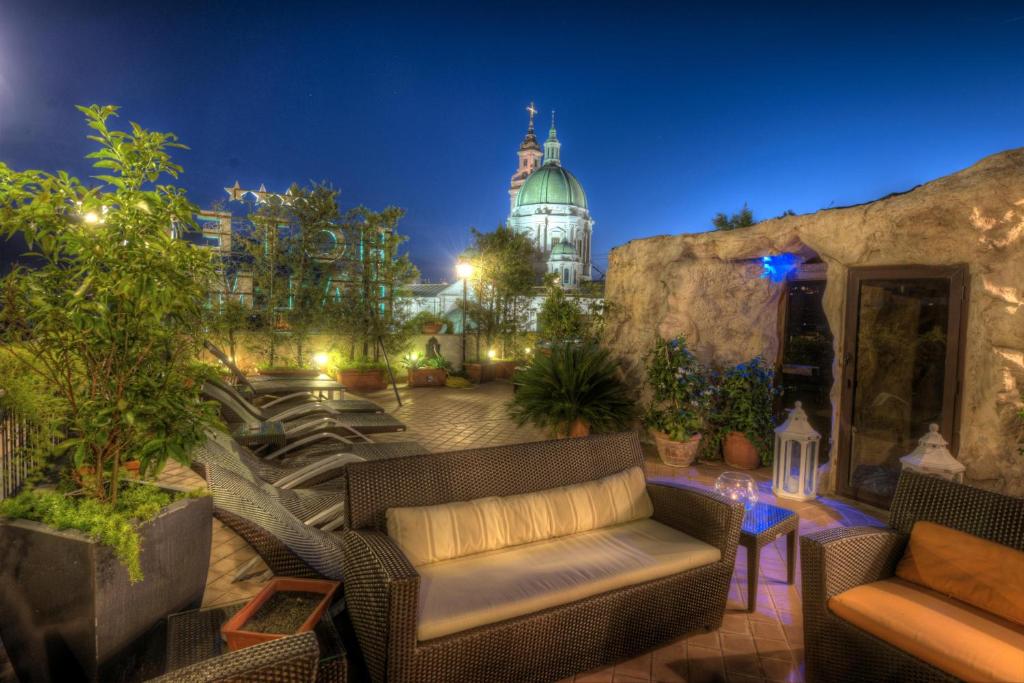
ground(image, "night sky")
xmin=1 ymin=1 xmax=1022 ymax=280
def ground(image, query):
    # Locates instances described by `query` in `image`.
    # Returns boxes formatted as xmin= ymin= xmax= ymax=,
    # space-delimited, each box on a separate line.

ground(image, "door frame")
xmin=836 ymin=264 xmax=969 ymax=504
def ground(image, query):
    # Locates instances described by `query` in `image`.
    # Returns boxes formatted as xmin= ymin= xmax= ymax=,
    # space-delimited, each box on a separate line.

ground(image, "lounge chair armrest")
xmin=282 ymin=417 xmax=373 ymax=443
xmin=341 ymin=530 xmax=420 ymax=682
xmin=647 ymin=481 xmax=744 ymax=560
xmin=266 ymin=432 xmax=353 ymax=460
xmin=273 ymin=402 xmax=338 ymax=422
xmin=801 ymin=526 xmax=906 ymax=604
xmin=259 ymin=392 xmax=318 ymax=409
xmin=148 ymin=631 xmax=319 ymax=682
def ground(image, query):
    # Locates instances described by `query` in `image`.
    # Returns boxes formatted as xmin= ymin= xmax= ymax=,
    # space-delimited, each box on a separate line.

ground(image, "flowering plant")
xmin=716 ymin=357 xmax=780 ymax=464
xmin=643 ymin=336 xmax=715 ymax=442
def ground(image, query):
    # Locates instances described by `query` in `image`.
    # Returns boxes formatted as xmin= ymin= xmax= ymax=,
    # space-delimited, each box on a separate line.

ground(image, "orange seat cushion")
xmin=896 ymin=520 xmax=1024 ymax=627
xmin=829 ymin=578 xmax=1024 ymax=683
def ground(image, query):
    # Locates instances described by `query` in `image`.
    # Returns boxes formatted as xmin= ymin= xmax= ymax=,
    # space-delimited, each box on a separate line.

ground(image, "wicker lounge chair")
xmin=205 ymin=463 xmax=347 ymax=578
xmin=341 ymin=432 xmax=743 ymax=683
xmin=148 ymin=630 xmax=320 ymax=682
xmin=203 ymin=381 xmax=407 ymax=438
xmin=802 ymin=471 xmax=1024 ymax=683
xmin=203 ymin=340 xmax=381 ymax=412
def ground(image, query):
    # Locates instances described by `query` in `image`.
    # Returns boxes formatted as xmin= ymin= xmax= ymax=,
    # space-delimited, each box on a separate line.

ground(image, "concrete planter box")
xmin=464 ymin=362 xmax=496 ymax=384
xmin=338 ymin=369 xmax=386 ymax=393
xmin=408 ymin=368 xmax=447 ymax=388
xmin=0 ymin=489 xmax=212 ymax=681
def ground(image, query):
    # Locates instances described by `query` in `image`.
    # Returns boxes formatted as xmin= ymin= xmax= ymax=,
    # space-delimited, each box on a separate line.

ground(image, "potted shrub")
xmin=221 ymin=577 xmax=340 ymax=652
xmin=642 ymin=336 xmax=713 ymax=468
xmin=0 ymin=105 xmax=216 ymax=681
xmin=717 ymin=357 xmax=779 ymax=469
xmin=336 ymin=357 xmax=388 ymax=392
xmin=508 ymin=342 xmax=635 ymax=438
xmin=402 ymin=353 xmax=448 ymax=387
xmin=412 ymin=310 xmax=447 ymax=335
xmin=464 ymin=359 xmax=497 ymax=384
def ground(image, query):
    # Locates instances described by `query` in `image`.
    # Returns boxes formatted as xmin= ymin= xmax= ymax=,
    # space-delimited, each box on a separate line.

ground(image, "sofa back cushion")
xmin=387 ymin=466 xmax=653 ymax=566
xmin=346 ymin=432 xmax=645 ymax=531
xmin=896 ymin=520 xmax=1024 ymax=626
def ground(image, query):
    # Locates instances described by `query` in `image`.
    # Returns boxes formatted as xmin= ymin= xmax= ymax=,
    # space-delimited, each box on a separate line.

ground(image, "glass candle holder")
xmin=715 ymin=471 xmax=759 ymax=512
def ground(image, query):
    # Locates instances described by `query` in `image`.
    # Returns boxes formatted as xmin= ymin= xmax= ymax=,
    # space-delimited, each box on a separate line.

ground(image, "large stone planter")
xmin=652 ymin=431 xmax=702 ymax=468
xmin=0 ymin=488 xmax=212 ymax=681
xmin=464 ymin=362 xmax=496 ymax=384
xmin=338 ymin=369 xmax=386 ymax=393
xmin=408 ymin=368 xmax=447 ymax=388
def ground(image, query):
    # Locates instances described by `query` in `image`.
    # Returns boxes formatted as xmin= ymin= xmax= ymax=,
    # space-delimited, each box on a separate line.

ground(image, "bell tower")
xmin=508 ymin=102 xmax=543 ymax=212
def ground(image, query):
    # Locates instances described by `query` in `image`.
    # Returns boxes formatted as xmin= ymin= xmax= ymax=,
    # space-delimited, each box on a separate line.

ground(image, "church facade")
xmin=506 ymin=105 xmax=594 ymax=288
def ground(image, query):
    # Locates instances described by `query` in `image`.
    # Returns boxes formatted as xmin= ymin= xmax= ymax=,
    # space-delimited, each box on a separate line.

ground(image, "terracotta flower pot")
xmin=567 ymin=419 xmax=590 ymax=438
xmin=221 ymin=577 xmax=340 ymax=652
xmin=723 ymin=431 xmax=761 ymax=470
xmin=123 ymin=460 xmax=141 ymax=478
xmin=408 ymin=368 xmax=446 ymax=387
xmin=421 ymin=322 xmax=443 ymax=335
xmin=464 ymin=363 xmax=496 ymax=384
xmin=652 ymin=431 xmax=702 ymax=468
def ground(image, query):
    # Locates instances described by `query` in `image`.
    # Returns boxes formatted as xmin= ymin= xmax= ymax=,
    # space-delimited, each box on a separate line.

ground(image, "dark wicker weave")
xmin=205 ymin=464 xmax=346 ymax=579
xmin=342 ymin=432 xmax=743 ymax=683
xmin=147 ymin=630 xmax=320 ymax=682
xmin=802 ymin=471 xmax=1024 ymax=683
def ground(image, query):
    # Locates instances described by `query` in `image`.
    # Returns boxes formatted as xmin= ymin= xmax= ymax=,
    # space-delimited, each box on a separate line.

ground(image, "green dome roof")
xmin=514 ymin=164 xmax=588 ymax=210
xmin=550 ymin=241 xmax=578 ymax=259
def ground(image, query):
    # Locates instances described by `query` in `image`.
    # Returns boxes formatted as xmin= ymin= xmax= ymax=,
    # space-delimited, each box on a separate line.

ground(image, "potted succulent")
xmin=0 ymin=106 xmax=216 ymax=681
xmin=221 ymin=577 xmax=340 ymax=652
xmin=508 ymin=342 xmax=635 ymax=438
xmin=402 ymin=353 xmax=449 ymax=387
xmin=412 ymin=310 xmax=447 ymax=335
xmin=717 ymin=357 xmax=779 ymax=469
xmin=643 ymin=336 xmax=713 ymax=468
xmin=335 ymin=357 xmax=388 ymax=392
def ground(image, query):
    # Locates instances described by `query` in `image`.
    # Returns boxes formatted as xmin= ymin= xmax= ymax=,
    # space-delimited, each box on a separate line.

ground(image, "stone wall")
xmin=604 ymin=148 xmax=1024 ymax=495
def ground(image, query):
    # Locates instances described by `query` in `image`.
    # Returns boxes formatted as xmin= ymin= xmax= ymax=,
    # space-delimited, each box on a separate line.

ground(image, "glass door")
xmin=838 ymin=266 xmax=966 ymax=508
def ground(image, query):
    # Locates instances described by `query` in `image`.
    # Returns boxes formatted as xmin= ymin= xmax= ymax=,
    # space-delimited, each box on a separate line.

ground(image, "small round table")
xmin=739 ymin=502 xmax=799 ymax=612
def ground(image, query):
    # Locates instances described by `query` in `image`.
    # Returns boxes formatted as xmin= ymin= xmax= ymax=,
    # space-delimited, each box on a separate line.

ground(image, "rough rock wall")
xmin=605 ymin=148 xmax=1024 ymax=495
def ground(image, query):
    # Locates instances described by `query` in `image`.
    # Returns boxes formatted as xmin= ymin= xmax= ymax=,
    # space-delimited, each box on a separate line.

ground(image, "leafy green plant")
xmin=334 ymin=355 xmax=387 ymax=372
xmin=412 ymin=310 xmax=447 ymax=328
xmin=508 ymin=342 xmax=635 ymax=435
xmin=0 ymin=484 xmax=204 ymax=582
xmin=642 ymin=336 xmax=714 ymax=443
xmin=399 ymin=353 xmax=424 ymax=370
xmin=716 ymin=357 xmax=779 ymax=464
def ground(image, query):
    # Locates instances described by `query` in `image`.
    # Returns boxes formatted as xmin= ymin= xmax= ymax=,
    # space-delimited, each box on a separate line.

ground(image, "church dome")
xmin=549 ymin=241 xmax=579 ymax=260
xmin=514 ymin=164 xmax=588 ymax=210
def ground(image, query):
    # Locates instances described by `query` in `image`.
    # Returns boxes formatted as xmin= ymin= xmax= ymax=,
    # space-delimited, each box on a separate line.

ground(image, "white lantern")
xmin=772 ymin=401 xmax=822 ymax=501
xmin=899 ymin=424 xmax=965 ymax=483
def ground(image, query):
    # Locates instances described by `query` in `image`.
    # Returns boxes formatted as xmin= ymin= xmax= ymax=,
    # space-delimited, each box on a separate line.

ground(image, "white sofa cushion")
xmin=387 ymin=466 xmax=653 ymax=567
xmin=415 ymin=518 xmax=721 ymax=641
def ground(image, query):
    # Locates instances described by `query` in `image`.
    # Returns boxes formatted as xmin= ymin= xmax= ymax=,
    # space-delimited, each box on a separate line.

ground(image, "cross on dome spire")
xmin=526 ymin=101 xmax=537 ymax=130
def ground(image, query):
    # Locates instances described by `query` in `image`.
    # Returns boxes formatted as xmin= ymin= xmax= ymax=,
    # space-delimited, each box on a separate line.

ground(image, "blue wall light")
xmin=760 ymin=253 xmax=801 ymax=283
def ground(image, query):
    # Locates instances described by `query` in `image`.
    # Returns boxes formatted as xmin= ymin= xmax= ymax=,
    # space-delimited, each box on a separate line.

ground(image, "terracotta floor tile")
xmin=720 ymin=633 xmax=757 ymax=655
xmin=750 ymin=620 xmax=787 ymax=642
xmin=614 ymin=653 xmax=653 ymax=680
xmin=753 ymin=638 xmax=791 ymax=660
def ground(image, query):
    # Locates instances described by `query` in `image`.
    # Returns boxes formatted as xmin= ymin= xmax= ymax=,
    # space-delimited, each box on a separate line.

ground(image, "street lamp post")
xmin=455 ymin=261 xmax=474 ymax=369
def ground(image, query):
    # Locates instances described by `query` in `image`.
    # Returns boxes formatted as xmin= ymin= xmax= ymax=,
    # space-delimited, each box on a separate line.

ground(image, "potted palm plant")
xmin=0 ymin=105 xmax=216 ymax=681
xmin=508 ymin=342 xmax=635 ymax=437
xmin=642 ymin=336 xmax=713 ymax=467
xmin=402 ymin=353 xmax=449 ymax=387
xmin=717 ymin=357 xmax=779 ymax=469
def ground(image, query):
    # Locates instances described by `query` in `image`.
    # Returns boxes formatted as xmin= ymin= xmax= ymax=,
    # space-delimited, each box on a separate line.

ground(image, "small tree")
xmin=712 ymin=203 xmax=756 ymax=230
xmin=0 ymin=105 xmax=217 ymax=501
xmin=536 ymin=276 xmax=610 ymax=344
xmin=243 ymin=197 xmax=292 ymax=366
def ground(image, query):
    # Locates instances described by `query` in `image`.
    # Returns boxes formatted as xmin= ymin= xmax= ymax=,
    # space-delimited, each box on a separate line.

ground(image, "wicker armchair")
xmin=148 ymin=631 xmax=320 ymax=682
xmin=341 ymin=432 xmax=743 ymax=683
xmin=802 ymin=471 xmax=1024 ymax=683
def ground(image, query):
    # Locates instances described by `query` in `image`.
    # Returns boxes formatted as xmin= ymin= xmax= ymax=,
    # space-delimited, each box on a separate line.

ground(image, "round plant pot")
xmin=652 ymin=431 xmax=702 ymax=468
xmin=421 ymin=322 xmax=443 ymax=335
xmin=567 ymin=419 xmax=590 ymax=438
xmin=338 ymin=369 xmax=386 ymax=393
xmin=723 ymin=431 xmax=761 ymax=470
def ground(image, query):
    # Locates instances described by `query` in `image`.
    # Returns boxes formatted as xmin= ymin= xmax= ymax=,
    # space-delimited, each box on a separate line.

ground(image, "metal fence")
xmin=0 ymin=399 xmax=38 ymax=500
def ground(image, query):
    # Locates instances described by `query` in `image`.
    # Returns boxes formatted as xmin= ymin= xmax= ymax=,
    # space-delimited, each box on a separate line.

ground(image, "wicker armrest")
xmin=801 ymin=526 xmax=906 ymax=604
xmin=341 ymin=530 xmax=420 ymax=682
xmin=148 ymin=631 xmax=319 ymax=682
xmin=647 ymin=481 xmax=744 ymax=560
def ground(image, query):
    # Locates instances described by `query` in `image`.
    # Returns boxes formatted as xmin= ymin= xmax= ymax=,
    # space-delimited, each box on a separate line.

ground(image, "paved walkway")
xmin=159 ymin=380 xmax=885 ymax=682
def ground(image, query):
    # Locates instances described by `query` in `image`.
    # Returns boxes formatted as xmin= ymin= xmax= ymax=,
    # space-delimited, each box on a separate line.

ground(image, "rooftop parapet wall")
xmin=605 ymin=148 xmax=1024 ymax=495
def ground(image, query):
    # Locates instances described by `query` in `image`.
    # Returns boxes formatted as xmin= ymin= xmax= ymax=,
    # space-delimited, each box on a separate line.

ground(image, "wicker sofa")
xmin=341 ymin=432 xmax=743 ymax=683
xmin=802 ymin=471 xmax=1024 ymax=683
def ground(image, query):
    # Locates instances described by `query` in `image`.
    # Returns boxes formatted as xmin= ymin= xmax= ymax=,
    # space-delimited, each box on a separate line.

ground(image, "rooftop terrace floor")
xmin=158 ymin=381 xmax=885 ymax=683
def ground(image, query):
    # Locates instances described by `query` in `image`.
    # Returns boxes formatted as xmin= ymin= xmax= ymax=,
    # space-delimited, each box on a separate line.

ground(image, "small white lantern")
xmin=772 ymin=401 xmax=822 ymax=501
xmin=900 ymin=424 xmax=965 ymax=483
